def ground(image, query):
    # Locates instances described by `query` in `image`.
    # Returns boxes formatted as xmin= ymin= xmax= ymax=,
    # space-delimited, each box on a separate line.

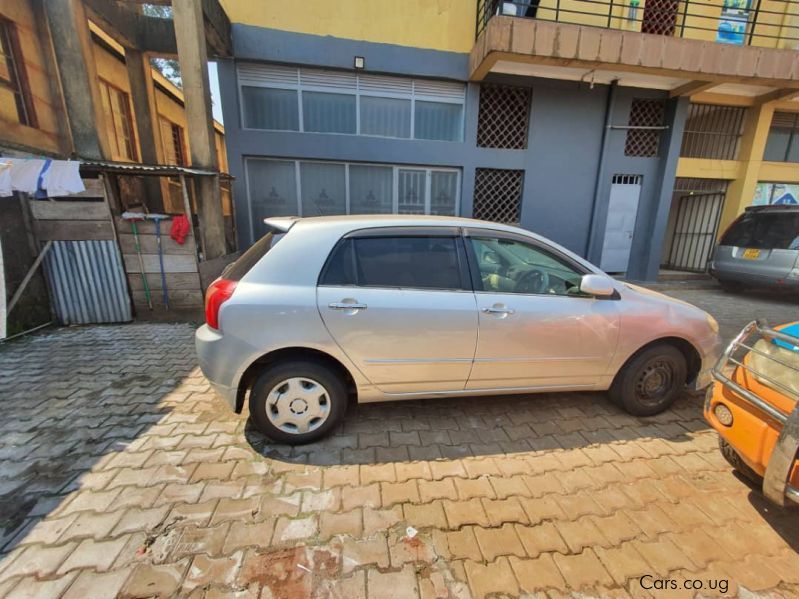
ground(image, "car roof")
xmin=264 ymin=214 xmax=532 ymax=235
xmin=745 ymin=204 xmax=799 ymax=213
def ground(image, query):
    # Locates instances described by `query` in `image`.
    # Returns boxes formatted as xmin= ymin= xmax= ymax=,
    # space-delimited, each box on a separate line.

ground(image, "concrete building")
xmin=217 ymin=0 xmax=799 ymax=281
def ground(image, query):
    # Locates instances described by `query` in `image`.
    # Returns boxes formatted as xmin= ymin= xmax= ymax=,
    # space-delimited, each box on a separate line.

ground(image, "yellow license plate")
xmin=742 ymin=248 xmax=761 ymax=259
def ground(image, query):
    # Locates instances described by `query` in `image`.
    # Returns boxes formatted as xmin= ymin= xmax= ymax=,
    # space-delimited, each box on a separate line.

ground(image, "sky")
xmin=208 ymin=62 xmax=224 ymax=125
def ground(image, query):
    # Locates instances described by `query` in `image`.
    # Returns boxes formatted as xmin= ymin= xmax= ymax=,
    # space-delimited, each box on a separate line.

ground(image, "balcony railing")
xmin=476 ymin=0 xmax=799 ymax=49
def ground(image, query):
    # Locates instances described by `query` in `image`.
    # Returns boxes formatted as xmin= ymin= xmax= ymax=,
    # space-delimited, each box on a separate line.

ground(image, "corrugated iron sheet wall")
xmin=44 ymin=240 xmax=132 ymax=324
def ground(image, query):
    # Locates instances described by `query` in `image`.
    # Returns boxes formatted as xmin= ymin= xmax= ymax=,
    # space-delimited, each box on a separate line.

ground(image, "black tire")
xmin=609 ymin=344 xmax=687 ymax=416
xmin=718 ymin=436 xmax=763 ymax=485
xmin=248 ymin=360 xmax=347 ymax=445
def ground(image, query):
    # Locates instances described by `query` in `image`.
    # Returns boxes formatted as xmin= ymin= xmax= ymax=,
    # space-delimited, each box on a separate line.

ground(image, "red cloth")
xmin=170 ymin=214 xmax=190 ymax=245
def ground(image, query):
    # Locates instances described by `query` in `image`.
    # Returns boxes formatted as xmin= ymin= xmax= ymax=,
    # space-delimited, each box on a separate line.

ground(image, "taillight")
xmin=205 ymin=278 xmax=237 ymax=331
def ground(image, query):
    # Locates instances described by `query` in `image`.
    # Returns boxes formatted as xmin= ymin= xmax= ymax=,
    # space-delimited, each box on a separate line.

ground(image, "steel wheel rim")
xmin=634 ymin=358 xmax=675 ymax=406
xmin=265 ymin=377 xmax=331 ymax=435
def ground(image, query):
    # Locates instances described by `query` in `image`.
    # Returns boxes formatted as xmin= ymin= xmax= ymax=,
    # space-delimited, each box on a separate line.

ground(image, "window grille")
xmin=612 ymin=174 xmax=643 ymax=185
xmin=640 ymin=0 xmax=679 ymax=35
xmin=680 ymin=103 xmax=746 ymax=160
xmin=472 ymin=168 xmax=524 ymax=224
xmin=625 ymin=99 xmax=665 ymax=157
xmin=477 ymin=84 xmax=532 ymax=149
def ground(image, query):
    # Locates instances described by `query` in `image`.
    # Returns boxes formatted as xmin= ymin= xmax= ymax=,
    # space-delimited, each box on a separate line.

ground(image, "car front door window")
xmin=470 ymin=237 xmax=585 ymax=296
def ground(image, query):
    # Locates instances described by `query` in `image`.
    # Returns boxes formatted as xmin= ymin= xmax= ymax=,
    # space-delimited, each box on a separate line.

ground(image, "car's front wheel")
xmin=249 ymin=360 xmax=347 ymax=444
xmin=609 ymin=344 xmax=687 ymax=416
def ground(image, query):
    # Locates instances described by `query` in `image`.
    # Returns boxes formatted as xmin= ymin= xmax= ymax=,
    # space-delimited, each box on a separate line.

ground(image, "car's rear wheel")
xmin=609 ymin=344 xmax=687 ymax=416
xmin=718 ymin=436 xmax=763 ymax=485
xmin=249 ymin=360 xmax=347 ymax=444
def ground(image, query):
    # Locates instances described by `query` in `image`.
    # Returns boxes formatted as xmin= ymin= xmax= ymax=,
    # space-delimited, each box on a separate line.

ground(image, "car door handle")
xmin=328 ymin=302 xmax=367 ymax=310
xmin=481 ymin=306 xmax=515 ymax=315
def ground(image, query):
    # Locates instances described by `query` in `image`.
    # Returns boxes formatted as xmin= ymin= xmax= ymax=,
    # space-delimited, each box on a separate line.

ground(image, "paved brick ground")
xmin=0 ymin=289 xmax=797 ymax=598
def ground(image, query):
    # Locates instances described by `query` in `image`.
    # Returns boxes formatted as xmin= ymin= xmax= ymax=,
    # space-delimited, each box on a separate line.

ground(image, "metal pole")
xmin=680 ymin=0 xmax=689 ymax=37
xmin=747 ymin=0 xmax=762 ymax=45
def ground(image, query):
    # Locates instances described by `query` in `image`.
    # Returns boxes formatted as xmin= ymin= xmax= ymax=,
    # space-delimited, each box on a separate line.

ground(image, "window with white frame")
xmin=246 ymin=158 xmax=461 ymax=238
xmin=238 ymin=64 xmax=466 ymax=142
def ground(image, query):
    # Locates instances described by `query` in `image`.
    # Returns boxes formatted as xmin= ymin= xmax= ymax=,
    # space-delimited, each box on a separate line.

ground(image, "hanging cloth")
xmin=8 ymin=158 xmax=46 ymax=193
xmin=0 ymin=162 xmax=12 ymax=197
xmin=42 ymin=160 xmax=85 ymax=197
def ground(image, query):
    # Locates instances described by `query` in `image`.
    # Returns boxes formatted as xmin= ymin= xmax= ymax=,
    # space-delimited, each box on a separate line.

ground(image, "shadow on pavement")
xmin=0 ymin=324 xmax=192 ymax=559
xmin=244 ymin=389 xmax=702 ymax=466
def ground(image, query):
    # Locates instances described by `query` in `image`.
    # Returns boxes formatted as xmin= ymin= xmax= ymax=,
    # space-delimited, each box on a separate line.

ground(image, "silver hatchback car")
xmin=197 ymin=215 xmax=722 ymax=444
xmin=709 ymin=205 xmax=799 ymax=292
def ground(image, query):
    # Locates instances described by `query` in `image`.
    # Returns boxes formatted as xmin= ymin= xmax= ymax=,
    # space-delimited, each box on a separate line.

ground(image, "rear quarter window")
xmin=720 ymin=212 xmax=799 ymax=250
xmin=222 ymin=230 xmax=285 ymax=281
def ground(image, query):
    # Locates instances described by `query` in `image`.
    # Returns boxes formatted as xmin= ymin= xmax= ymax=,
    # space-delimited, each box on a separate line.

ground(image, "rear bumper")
xmin=710 ymin=267 xmax=799 ymax=289
xmin=705 ymin=320 xmax=799 ymax=507
xmin=195 ymin=324 xmax=238 ymax=411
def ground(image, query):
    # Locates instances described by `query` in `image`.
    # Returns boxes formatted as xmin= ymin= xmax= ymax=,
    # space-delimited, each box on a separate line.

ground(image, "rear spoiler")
xmin=264 ymin=217 xmax=301 ymax=233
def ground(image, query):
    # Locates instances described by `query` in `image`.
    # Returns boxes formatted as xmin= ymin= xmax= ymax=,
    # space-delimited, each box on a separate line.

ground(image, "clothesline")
xmin=0 ymin=158 xmax=85 ymax=198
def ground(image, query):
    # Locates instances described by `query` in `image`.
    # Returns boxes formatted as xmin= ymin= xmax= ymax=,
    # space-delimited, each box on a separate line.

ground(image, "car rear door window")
xmin=320 ymin=236 xmax=465 ymax=290
xmin=721 ymin=212 xmax=799 ymax=250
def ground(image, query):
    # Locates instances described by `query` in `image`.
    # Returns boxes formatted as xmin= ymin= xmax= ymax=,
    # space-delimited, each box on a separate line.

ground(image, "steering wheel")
xmin=514 ymin=268 xmax=549 ymax=294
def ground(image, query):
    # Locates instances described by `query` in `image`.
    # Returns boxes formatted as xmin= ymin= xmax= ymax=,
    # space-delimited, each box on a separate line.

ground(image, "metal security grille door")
xmin=600 ymin=175 xmax=643 ymax=273
xmin=667 ymin=192 xmax=726 ymax=272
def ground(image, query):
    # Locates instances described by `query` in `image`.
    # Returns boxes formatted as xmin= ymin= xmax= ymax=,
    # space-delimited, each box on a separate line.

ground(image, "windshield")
xmin=720 ymin=212 xmax=799 ymax=250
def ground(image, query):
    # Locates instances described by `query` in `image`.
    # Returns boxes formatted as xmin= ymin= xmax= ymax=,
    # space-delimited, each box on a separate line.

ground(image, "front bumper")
xmin=195 ymin=324 xmax=238 ymax=411
xmin=706 ymin=320 xmax=799 ymax=507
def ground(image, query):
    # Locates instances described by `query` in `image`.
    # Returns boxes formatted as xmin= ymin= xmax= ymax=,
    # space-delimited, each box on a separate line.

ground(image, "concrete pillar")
xmin=717 ymin=103 xmax=774 ymax=235
xmin=633 ymin=96 xmax=689 ymax=282
xmin=43 ymin=0 xmax=110 ymax=159
xmin=172 ymin=0 xmax=226 ymax=259
xmin=126 ymin=48 xmax=166 ymax=212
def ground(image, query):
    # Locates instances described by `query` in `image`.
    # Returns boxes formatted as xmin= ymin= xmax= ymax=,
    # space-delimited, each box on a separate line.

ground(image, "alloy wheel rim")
xmin=266 ymin=377 xmax=331 ymax=434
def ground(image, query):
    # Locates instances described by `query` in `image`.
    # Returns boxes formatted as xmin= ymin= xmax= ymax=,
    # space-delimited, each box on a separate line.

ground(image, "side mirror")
xmin=580 ymin=274 xmax=616 ymax=297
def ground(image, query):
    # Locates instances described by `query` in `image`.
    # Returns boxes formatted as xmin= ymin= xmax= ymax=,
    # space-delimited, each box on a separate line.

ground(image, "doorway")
xmin=601 ymin=174 xmax=643 ymax=274
xmin=663 ymin=178 xmax=729 ymax=273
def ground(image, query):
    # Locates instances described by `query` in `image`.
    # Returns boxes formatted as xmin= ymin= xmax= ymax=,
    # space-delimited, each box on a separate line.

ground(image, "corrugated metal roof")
xmin=79 ymin=160 xmax=233 ymax=179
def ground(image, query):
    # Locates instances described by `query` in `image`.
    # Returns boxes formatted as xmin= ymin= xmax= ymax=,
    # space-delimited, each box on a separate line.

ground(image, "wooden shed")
xmin=17 ymin=160 xmax=239 ymax=324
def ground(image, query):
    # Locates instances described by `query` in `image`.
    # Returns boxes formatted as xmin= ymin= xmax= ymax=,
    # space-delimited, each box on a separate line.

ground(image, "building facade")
xmin=218 ymin=0 xmax=799 ymax=281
